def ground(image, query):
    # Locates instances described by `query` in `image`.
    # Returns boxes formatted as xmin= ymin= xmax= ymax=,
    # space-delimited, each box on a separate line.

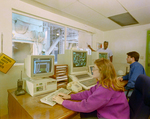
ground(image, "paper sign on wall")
xmin=0 ymin=53 xmax=16 ymax=74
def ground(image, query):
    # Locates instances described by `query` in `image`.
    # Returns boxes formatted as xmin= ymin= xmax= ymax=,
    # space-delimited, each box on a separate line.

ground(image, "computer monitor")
xmin=24 ymin=55 xmax=54 ymax=79
xmin=99 ymin=52 xmax=108 ymax=59
xmin=88 ymin=65 xmax=95 ymax=75
xmin=73 ymin=51 xmax=87 ymax=67
xmin=57 ymin=50 xmax=88 ymax=74
xmin=91 ymin=52 xmax=108 ymax=65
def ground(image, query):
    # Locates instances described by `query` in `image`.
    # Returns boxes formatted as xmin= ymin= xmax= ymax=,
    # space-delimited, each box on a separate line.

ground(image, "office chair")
xmin=126 ymin=88 xmax=134 ymax=99
xmin=129 ymin=74 xmax=150 ymax=119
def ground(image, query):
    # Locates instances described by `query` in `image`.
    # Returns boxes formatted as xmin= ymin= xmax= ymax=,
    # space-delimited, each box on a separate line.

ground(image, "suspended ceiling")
xmin=21 ymin=0 xmax=150 ymax=31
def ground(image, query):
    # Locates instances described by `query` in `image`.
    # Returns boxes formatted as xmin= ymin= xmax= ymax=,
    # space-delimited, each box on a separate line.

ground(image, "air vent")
xmin=108 ymin=12 xmax=138 ymax=26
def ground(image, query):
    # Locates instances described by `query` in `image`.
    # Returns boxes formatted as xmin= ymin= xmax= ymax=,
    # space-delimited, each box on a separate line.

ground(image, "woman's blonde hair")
xmin=94 ymin=58 xmax=124 ymax=92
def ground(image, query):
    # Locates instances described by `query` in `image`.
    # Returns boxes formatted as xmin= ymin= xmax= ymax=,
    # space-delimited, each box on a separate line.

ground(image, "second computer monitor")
xmin=73 ymin=51 xmax=87 ymax=67
xmin=57 ymin=50 xmax=88 ymax=74
xmin=99 ymin=52 xmax=108 ymax=59
xmin=91 ymin=52 xmax=108 ymax=65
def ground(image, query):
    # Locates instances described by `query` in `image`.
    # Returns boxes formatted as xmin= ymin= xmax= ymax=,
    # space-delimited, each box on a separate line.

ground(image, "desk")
xmin=8 ymin=81 xmax=128 ymax=119
xmin=119 ymin=80 xmax=128 ymax=87
xmin=8 ymin=89 xmax=79 ymax=119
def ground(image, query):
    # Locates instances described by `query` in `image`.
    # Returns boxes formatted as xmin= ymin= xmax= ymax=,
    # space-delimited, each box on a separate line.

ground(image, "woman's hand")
xmin=52 ymin=93 xmax=71 ymax=105
xmin=57 ymin=93 xmax=71 ymax=100
xmin=52 ymin=95 xmax=64 ymax=105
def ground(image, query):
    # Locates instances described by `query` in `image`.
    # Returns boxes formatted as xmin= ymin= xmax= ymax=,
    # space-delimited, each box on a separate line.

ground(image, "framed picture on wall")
xmin=97 ymin=42 xmax=102 ymax=50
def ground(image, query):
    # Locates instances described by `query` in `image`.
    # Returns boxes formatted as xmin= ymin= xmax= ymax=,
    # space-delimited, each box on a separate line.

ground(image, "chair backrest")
xmin=129 ymin=74 xmax=150 ymax=119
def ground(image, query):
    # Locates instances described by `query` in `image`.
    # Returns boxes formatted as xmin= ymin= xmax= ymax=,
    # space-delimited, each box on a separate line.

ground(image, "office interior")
xmin=0 ymin=0 xmax=150 ymax=117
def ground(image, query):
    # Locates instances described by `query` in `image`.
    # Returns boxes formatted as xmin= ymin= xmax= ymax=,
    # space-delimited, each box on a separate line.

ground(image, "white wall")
xmin=0 ymin=0 xmax=12 ymax=117
xmin=0 ymin=0 xmax=104 ymax=116
xmin=104 ymin=25 xmax=150 ymax=74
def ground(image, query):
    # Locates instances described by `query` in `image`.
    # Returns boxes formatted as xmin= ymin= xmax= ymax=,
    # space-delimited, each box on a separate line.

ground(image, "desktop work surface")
xmin=7 ymin=88 xmax=79 ymax=119
xmin=7 ymin=81 xmax=128 ymax=119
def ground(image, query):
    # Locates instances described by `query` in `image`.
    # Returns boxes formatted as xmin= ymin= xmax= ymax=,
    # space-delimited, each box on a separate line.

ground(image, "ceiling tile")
xmin=91 ymin=18 xmax=122 ymax=31
xmin=129 ymin=6 xmax=150 ymax=24
xmin=61 ymin=1 xmax=105 ymax=21
xmin=61 ymin=1 xmax=122 ymax=31
xmin=118 ymin=0 xmax=149 ymax=11
xmin=34 ymin=0 xmax=77 ymax=10
xmin=79 ymin=0 xmax=127 ymax=17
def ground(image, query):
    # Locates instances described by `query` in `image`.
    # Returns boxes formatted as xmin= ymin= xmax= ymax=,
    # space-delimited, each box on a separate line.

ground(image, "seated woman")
xmin=52 ymin=59 xmax=130 ymax=119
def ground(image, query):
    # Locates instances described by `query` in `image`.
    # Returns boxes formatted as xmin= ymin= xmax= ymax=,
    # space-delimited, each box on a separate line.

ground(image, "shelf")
xmin=52 ymin=64 xmax=68 ymax=88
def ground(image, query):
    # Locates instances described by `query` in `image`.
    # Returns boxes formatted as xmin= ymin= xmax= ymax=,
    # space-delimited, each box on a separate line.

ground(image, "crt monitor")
xmin=99 ymin=52 xmax=108 ymax=59
xmin=73 ymin=51 xmax=87 ymax=67
xmin=24 ymin=55 xmax=54 ymax=79
xmin=57 ymin=50 xmax=88 ymax=74
xmin=88 ymin=65 xmax=94 ymax=75
xmin=72 ymin=50 xmax=88 ymax=74
xmin=91 ymin=52 xmax=108 ymax=65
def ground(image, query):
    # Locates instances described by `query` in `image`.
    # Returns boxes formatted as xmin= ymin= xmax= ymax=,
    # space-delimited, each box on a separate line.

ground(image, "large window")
xmin=12 ymin=13 xmax=92 ymax=63
xmin=66 ymin=28 xmax=78 ymax=50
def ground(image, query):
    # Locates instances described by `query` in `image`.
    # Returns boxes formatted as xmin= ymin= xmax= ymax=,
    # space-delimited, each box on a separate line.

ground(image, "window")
xmin=12 ymin=13 xmax=92 ymax=63
xmin=66 ymin=28 xmax=78 ymax=50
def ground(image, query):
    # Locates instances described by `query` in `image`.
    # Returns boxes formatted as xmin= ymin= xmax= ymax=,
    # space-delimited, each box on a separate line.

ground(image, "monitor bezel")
xmin=71 ymin=50 xmax=88 ymax=74
xmin=72 ymin=50 xmax=87 ymax=68
xmin=25 ymin=55 xmax=54 ymax=79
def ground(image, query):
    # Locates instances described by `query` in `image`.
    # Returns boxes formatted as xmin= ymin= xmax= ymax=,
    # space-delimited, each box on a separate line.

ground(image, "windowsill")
xmin=14 ymin=63 xmax=24 ymax=66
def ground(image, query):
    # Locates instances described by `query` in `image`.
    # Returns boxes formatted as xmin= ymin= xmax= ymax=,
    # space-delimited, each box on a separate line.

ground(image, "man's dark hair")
xmin=127 ymin=51 xmax=140 ymax=62
xmin=104 ymin=41 xmax=108 ymax=44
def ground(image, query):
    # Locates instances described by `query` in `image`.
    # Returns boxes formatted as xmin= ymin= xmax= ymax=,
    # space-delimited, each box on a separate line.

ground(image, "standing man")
xmin=118 ymin=51 xmax=146 ymax=90
xmin=88 ymin=41 xmax=113 ymax=62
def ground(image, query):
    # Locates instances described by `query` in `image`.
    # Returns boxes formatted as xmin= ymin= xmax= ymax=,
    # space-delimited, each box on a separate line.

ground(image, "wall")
xmin=0 ymin=0 xmax=12 ymax=117
xmin=104 ymin=25 xmax=150 ymax=74
xmin=0 ymin=0 xmax=104 ymax=116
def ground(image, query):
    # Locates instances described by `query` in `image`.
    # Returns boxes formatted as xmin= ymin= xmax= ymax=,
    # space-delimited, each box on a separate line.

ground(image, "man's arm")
xmin=87 ymin=45 xmax=96 ymax=52
xmin=122 ymin=74 xmax=129 ymax=80
xmin=125 ymin=66 xmax=145 ymax=90
xmin=110 ymin=56 xmax=113 ymax=62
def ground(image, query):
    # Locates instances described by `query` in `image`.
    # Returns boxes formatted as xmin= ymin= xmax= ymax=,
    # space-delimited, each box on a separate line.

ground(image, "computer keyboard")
xmin=76 ymin=74 xmax=91 ymax=79
xmin=40 ymin=88 xmax=71 ymax=106
xmin=79 ymin=78 xmax=97 ymax=87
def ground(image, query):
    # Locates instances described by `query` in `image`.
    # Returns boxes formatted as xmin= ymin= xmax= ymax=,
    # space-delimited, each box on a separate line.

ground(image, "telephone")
xmin=15 ymin=71 xmax=26 ymax=96
xmin=67 ymin=81 xmax=82 ymax=93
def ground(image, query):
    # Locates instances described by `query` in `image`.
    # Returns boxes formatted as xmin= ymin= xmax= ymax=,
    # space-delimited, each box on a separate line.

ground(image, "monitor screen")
xmin=99 ymin=52 xmax=108 ymax=59
xmin=57 ymin=50 xmax=88 ymax=74
xmin=91 ymin=52 xmax=108 ymax=65
xmin=33 ymin=58 xmax=52 ymax=74
xmin=88 ymin=65 xmax=94 ymax=75
xmin=24 ymin=55 xmax=54 ymax=78
xmin=73 ymin=51 xmax=87 ymax=67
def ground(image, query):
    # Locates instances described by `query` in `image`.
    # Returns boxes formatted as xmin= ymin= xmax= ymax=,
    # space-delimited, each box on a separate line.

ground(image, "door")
xmin=146 ymin=30 xmax=150 ymax=77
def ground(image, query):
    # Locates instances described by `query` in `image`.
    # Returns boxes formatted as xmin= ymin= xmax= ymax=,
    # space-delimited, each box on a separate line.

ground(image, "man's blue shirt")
xmin=123 ymin=62 xmax=146 ymax=90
